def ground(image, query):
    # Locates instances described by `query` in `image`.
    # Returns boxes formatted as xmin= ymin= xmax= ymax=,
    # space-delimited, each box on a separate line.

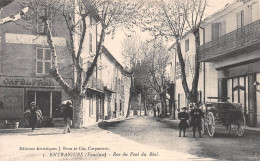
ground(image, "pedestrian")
xmin=62 ymin=100 xmax=73 ymax=134
xmin=28 ymin=102 xmax=42 ymax=131
xmin=190 ymin=103 xmax=204 ymax=138
xmin=153 ymin=106 xmax=157 ymax=117
xmin=178 ymin=107 xmax=190 ymax=137
xmin=157 ymin=106 xmax=160 ymax=117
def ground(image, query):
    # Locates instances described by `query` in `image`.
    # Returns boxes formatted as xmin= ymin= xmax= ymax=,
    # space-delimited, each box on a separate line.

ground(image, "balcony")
xmin=199 ymin=20 xmax=260 ymax=62
xmin=88 ymin=76 xmax=104 ymax=92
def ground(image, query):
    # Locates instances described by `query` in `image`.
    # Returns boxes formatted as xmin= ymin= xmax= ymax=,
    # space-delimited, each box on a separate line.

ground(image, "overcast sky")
xmin=104 ymin=0 xmax=234 ymax=64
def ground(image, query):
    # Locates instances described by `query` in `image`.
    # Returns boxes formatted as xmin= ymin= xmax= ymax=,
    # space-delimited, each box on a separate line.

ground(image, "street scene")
xmin=0 ymin=116 xmax=260 ymax=161
xmin=1 ymin=0 xmax=260 ymax=160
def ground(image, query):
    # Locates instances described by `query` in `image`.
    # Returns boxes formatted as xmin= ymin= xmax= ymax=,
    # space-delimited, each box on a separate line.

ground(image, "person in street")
xmin=28 ymin=102 xmax=42 ymax=131
xmin=178 ymin=107 xmax=190 ymax=137
xmin=63 ymin=101 xmax=73 ymax=134
xmin=190 ymin=103 xmax=204 ymax=138
xmin=157 ymin=106 xmax=160 ymax=117
xmin=153 ymin=106 xmax=157 ymax=117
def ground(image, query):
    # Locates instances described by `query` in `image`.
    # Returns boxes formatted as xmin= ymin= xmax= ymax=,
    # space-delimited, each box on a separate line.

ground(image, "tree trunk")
xmin=190 ymin=29 xmax=201 ymax=104
xmin=176 ymin=41 xmax=191 ymax=102
xmin=126 ymin=94 xmax=133 ymax=118
xmin=72 ymin=97 xmax=83 ymax=128
xmin=159 ymin=94 xmax=166 ymax=117
xmin=144 ymin=99 xmax=147 ymax=116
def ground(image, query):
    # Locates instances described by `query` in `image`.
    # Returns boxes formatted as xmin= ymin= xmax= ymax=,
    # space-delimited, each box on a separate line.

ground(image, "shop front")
xmin=0 ymin=76 xmax=62 ymax=122
xmin=218 ymin=61 xmax=260 ymax=127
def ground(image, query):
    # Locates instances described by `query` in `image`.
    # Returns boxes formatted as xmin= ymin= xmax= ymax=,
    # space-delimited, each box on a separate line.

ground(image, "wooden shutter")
xmin=45 ymin=49 xmax=51 ymax=60
xmin=212 ymin=23 xmax=220 ymax=40
xmin=45 ymin=62 xmax=51 ymax=73
xmin=37 ymin=48 xmax=43 ymax=73
xmin=37 ymin=62 xmax=43 ymax=73
xmin=89 ymin=33 xmax=92 ymax=52
xmin=220 ymin=21 xmax=226 ymax=36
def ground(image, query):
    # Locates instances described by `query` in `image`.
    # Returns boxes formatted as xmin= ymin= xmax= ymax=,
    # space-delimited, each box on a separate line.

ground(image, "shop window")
xmin=36 ymin=48 xmax=52 ymax=74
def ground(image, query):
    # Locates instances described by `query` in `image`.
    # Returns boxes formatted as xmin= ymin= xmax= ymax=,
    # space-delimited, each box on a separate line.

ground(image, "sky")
xmin=104 ymin=0 xmax=234 ymax=65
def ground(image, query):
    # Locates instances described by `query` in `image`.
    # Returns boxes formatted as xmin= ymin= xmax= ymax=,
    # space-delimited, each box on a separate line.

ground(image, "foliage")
xmin=18 ymin=0 xmax=140 ymax=127
xmin=136 ymin=0 xmax=207 ymax=103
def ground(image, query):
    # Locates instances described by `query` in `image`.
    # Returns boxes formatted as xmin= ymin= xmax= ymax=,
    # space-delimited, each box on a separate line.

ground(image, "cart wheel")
xmin=236 ymin=113 xmax=246 ymax=137
xmin=201 ymin=119 xmax=205 ymax=134
xmin=206 ymin=112 xmax=215 ymax=137
xmin=224 ymin=123 xmax=231 ymax=134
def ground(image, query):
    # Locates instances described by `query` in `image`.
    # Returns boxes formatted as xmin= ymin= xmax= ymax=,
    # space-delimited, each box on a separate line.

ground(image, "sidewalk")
xmin=157 ymin=117 xmax=260 ymax=132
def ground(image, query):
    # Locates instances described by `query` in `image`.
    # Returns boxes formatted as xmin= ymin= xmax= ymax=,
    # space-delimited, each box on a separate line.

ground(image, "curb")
xmin=98 ymin=117 xmax=135 ymax=128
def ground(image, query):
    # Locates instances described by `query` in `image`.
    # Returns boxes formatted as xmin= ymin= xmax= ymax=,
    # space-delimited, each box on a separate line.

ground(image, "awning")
xmin=104 ymin=86 xmax=115 ymax=93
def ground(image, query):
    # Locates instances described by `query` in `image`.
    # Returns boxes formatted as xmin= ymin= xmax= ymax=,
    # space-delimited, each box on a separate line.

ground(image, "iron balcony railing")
xmin=199 ymin=19 xmax=260 ymax=62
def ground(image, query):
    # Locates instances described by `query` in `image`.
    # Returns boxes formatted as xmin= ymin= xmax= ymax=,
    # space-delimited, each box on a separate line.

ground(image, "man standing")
xmin=28 ymin=102 xmax=41 ymax=131
xmin=178 ymin=107 xmax=190 ymax=137
xmin=63 ymin=101 xmax=73 ymax=134
xmin=190 ymin=103 xmax=204 ymax=138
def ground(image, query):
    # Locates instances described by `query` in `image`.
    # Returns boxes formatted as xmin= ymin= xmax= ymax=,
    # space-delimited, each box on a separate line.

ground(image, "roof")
xmin=102 ymin=46 xmax=131 ymax=76
xmin=82 ymin=0 xmax=101 ymax=22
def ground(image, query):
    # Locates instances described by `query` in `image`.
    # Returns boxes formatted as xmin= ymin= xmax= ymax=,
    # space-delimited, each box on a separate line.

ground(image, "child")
xmin=178 ymin=107 xmax=190 ymax=137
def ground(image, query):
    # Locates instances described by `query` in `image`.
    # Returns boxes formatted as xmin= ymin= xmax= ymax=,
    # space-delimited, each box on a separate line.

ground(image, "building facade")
xmin=0 ymin=0 xmax=130 ymax=127
xmin=199 ymin=0 xmax=260 ymax=127
xmin=171 ymin=0 xmax=260 ymax=127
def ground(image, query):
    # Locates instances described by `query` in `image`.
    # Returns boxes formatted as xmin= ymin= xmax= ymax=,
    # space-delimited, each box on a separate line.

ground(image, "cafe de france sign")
xmin=0 ymin=76 xmax=60 ymax=88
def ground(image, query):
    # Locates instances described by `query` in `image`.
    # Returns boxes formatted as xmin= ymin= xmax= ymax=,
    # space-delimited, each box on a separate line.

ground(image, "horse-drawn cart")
xmin=201 ymin=97 xmax=246 ymax=137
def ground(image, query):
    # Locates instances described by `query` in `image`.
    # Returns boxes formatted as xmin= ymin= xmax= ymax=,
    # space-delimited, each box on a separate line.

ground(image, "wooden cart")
xmin=201 ymin=97 xmax=246 ymax=137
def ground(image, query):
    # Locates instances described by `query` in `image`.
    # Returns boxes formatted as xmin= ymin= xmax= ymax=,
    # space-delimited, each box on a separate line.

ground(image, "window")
xmin=89 ymin=33 xmax=92 ymax=52
xmin=90 ymin=16 xmax=93 ymax=26
xmin=36 ymin=48 xmax=52 ymax=74
xmin=211 ymin=21 xmax=226 ymax=40
xmin=237 ymin=10 xmax=244 ymax=29
xmin=37 ymin=9 xmax=52 ymax=34
xmin=185 ymin=39 xmax=189 ymax=52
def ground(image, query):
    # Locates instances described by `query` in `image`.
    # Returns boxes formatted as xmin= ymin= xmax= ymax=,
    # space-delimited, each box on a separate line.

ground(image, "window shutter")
xmin=37 ymin=19 xmax=45 ymax=34
xmin=37 ymin=61 xmax=43 ymax=73
xmin=236 ymin=11 xmax=244 ymax=29
xmin=185 ymin=59 xmax=189 ymax=77
xmin=89 ymin=33 xmax=92 ymax=52
xmin=212 ymin=23 xmax=220 ymax=40
xmin=45 ymin=62 xmax=51 ymax=73
xmin=185 ymin=39 xmax=189 ymax=52
xmin=220 ymin=21 xmax=226 ymax=36
xmin=37 ymin=48 xmax=43 ymax=60
xmin=45 ymin=49 xmax=51 ymax=60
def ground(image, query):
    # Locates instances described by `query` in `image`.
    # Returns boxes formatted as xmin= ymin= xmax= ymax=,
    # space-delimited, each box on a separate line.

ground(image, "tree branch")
xmin=0 ymin=7 xmax=29 ymax=26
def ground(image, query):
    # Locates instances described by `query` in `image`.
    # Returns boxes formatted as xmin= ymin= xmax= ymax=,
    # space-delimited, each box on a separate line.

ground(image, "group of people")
xmin=178 ymin=103 xmax=204 ymax=138
xmin=27 ymin=100 xmax=73 ymax=134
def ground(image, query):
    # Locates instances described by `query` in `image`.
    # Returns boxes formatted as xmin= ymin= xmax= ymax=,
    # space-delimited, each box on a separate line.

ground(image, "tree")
xmin=138 ymin=0 xmax=207 ymax=104
xmin=138 ymin=37 xmax=171 ymax=117
xmin=20 ymin=0 xmax=139 ymax=128
xmin=121 ymin=34 xmax=141 ymax=117
xmin=0 ymin=0 xmax=28 ymax=26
